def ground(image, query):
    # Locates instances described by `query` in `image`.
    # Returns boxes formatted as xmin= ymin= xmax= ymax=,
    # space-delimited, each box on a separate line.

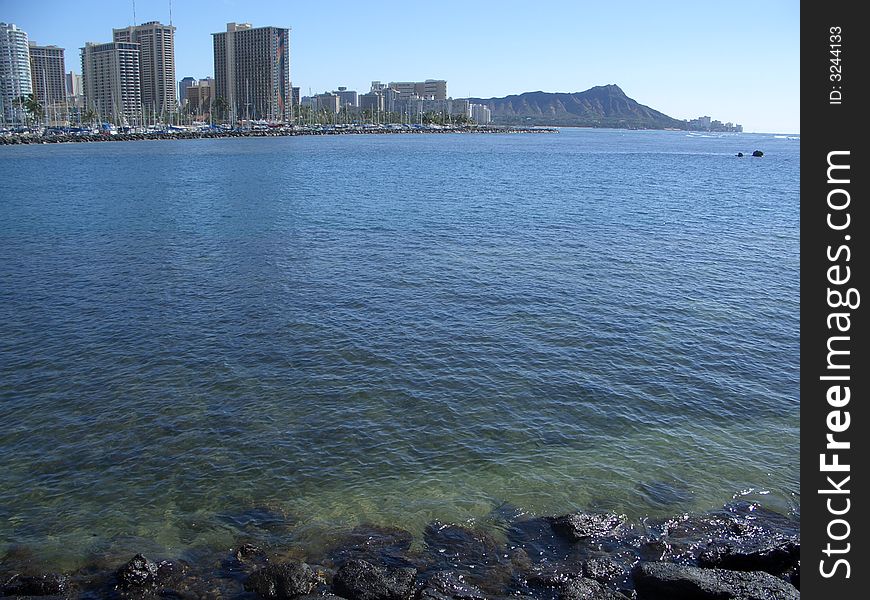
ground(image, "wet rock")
xmin=582 ymin=558 xmax=624 ymax=584
xmin=698 ymin=538 xmax=799 ymax=575
xmin=752 ymin=150 xmax=763 ymax=157
xmin=297 ymin=595 xmax=347 ymax=600
xmin=547 ymin=514 xmax=625 ymax=542
xmin=2 ymin=572 xmax=70 ymax=596
xmin=115 ymin=554 xmax=186 ymax=592
xmin=326 ymin=525 xmax=415 ymax=569
xmin=117 ymin=553 xmax=160 ymax=589
xmin=523 ymin=565 xmax=581 ymax=588
xmin=423 ymin=522 xmax=504 ymax=571
xmin=236 ymin=543 xmax=267 ymax=562
xmin=636 ymin=540 xmax=670 ymax=562
xmin=737 ymin=152 xmax=744 ymax=157
xmin=244 ymin=561 xmax=318 ymax=599
xmin=332 ymin=559 xmax=416 ymax=600
xmin=419 ymin=571 xmax=487 ymax=600
xmin=784 ymin=564 xmax=799 ymax=590
xmin=632 ymin=561 xmax=799 ymax=600
xmin=507 ymin=517 xmax=576 ymax=565
xmin=559 ymin=577 xmax=630 ymax=600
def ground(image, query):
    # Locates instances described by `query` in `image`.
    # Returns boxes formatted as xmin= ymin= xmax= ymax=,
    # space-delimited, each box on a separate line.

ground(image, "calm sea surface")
xmin=0 ymin=129 xmax=799 ymax=569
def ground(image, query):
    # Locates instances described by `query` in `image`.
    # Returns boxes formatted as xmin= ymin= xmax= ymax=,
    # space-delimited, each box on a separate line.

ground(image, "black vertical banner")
xmin=802 ymin=3 xmax=867 ymax=597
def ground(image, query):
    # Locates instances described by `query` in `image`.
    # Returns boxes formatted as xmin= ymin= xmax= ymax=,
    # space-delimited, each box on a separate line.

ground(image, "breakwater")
xmin=0 ymin=501 xmax=800 ymax=599
xmin=0 ymin=125 xmax=557 ymax=145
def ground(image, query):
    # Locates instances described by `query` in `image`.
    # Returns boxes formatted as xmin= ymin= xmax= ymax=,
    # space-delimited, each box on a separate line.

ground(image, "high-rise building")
xmin=313 ymin=92 xmax=339 ymax=114
xmin=212 ymin=22 xmax=291 ymax=122
xmin=81 ymin=41 xmax=142 ymax=124
xmin=28 ymin=43 xmax=66 ymax=122
xmin=470 ymin=103 xmax=491 ymax=124
xmin=388 ymin=79 xmax=448 ymax=101
xmin=178 ymin=76 xmax=195 ymax=108
xmin=335 ymin=87 xmax=358 ymax=108
xmin=0 ymin=22 xmax=33 ymax=124
xmin=185 ymin=77 xmax=214 ymax=116
xmin=65 ymin=71 xmax=82 ymax=96
xmin=113 ymin=21 xmax=177 ymax=117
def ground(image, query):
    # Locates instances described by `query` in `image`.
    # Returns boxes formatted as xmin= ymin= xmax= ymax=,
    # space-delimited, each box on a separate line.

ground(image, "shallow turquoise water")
xmin=0 ymin=129 xmax=799 ymax=569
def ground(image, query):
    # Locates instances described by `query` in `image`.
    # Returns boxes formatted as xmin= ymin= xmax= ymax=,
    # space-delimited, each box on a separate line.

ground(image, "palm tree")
xmin=82 ymin=108 xmax=98 ymax=128
xmin=15 ymin=94 xmax=44 ymax=126
xmin=213 ymin=97 xmax=229 ymax=124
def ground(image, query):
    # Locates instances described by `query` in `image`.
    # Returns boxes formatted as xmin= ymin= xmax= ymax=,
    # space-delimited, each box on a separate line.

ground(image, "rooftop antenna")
xmin=169 ymin=0 xmax=173 ymax=26
xmin=132 ymin=0 xmax=136 ymax=25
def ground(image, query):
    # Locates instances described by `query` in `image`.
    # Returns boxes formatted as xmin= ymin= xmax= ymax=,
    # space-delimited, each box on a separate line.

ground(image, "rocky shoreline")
xmin=1 ymin=500 xmax=799 ymax=599
xmin=0 ymin=125 xmax=557 ymax=146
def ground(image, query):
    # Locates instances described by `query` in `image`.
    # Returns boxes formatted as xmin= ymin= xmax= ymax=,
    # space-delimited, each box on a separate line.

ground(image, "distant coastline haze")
xmin=4 ymin=1 xmax=798 ymax=130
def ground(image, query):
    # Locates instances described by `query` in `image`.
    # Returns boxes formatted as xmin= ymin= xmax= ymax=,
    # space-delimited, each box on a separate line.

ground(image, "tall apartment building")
xmin=81 ymin=41 xmax=142 ymax=124
xmin=212 ymin=22 xmax=291 ymax=122
xmin=0 ymin=22 xmax=33 ymax=124
xmin=186 ymin=77 xmax=214 ymax=116
xmin=29 ymin=44 xmax=66 ymax=121
xmin=113 ymin=21 xmax=176 ymax=117
xmin=66 ymin=71 xmax=84 ymax=106
xmin=178 ymin=75 xmax=195 ymax=107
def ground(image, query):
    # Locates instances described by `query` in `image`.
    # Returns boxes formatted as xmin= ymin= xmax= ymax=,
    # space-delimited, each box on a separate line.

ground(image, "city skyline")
xmin=2 ymin=0 xmax=799 ymax=133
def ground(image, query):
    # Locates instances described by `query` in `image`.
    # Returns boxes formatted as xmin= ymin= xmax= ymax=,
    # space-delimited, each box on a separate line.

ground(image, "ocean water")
xmin=0 ymin=129 xmax=799 ymax=569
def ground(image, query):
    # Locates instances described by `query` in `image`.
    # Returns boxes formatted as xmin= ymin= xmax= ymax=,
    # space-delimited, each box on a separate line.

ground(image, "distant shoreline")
xmin=0 ymin=124 xmax=557 ymax=146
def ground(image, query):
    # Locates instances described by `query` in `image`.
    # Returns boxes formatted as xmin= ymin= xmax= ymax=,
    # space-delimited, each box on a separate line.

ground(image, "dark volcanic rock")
xmin=547 ymin=514 xmax=625 ymax=542
xmin=245 ymin=561 xmax=319 ymax=599
xmin=423 ymin=522 xmax=504 ymax=571
xmin=752 ymin=150 xmax=764 ymax=157
xmin=419 ymin=571 xmax=487 ymax=600
xmin=698 ymin=538 xmax=799 ymax=575
xmin=559 ymin=577 xmax=630 ymax=600
xmin=236 ymin=543 xmax=267 ymax=562
xmin=2 ymin=572 xmax=70 ymax=596
xmin=332 ymin=559 xmax=416 ymax=600
xmin=297 ymin=595 xmax=347 ymax=600
xmin=507 ymin=517 xmax=576 ymax=566
xmin=116 ymin=553 xmax=160 ymax=589
xmin=582 ymin=558 xmax=624 ymax=584
xmin=632 ymin=561 xmax=799 ymax=600
xmin=115 ymin=553 xmax=186 ymax=593
xmin=326 ymin=525 xmax=415 ymax=569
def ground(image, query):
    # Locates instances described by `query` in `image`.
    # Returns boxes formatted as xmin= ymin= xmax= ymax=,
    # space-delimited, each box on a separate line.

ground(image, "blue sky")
xmin=3 ymin=0 xmax=799 ymax=132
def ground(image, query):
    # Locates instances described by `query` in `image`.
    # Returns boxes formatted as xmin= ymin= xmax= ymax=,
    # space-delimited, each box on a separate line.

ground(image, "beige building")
xmin=186 ymin=77 xmax=215 ymax=117
xmin=81 ymin=41 xmax=142 ymax=124
xmin=113 ymin=21 xmax=177 ymax=118
xmin=29 ymin=44 xmax=66 ymax=123
xmin=388 ymin=79 xmax=447 ymax=100
xmin=212 ymin=22 xmax=291 ymax=122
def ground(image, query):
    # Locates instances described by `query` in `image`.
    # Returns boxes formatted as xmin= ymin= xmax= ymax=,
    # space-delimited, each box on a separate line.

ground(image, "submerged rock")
xmin=632 ymin=561 xmax=799 ymax=600
xmin=2 ymin=572 xmax=70 ymax=596
xmin=332 ymin=559 xmax=416 ymax=600
xmin=244 ymin=560 xmax=318 ymax=599
xmin=547 ymin=513 xmax=625 ymax=542
xmin=326 ymin=524 xmax=416 ymax=569
xmin=423 ymin=522 xmax=505 ymax=571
